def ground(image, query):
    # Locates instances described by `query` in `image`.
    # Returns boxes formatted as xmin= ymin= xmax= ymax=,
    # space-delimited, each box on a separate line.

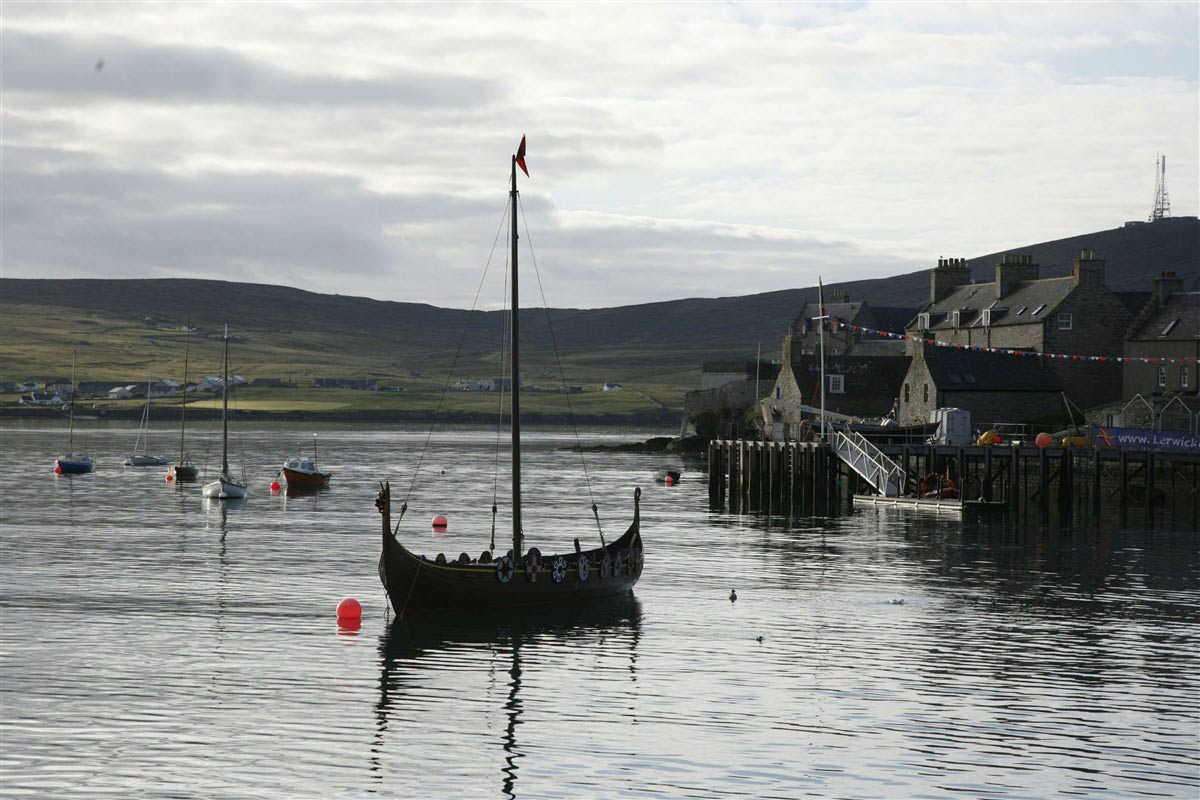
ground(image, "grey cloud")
xmin=1 ymin=30 xmax=502 ymax=108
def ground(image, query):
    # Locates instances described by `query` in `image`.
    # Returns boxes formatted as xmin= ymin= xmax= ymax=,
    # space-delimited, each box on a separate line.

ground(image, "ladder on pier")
xmin=833 ymin=431 xmax=906 ymax=497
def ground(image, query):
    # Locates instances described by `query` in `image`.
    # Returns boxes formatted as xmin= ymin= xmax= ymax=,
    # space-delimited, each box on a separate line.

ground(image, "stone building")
xmin=1123 ymin=272 xmax=1199 ymax=398
xmin=896 ymin=343 xmax=1063 ymax=427
xmin=905 ymin=250 xmax=1134 ymax=409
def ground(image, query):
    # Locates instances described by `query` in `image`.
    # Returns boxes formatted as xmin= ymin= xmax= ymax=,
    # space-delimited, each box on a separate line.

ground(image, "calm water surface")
xmin=2 ymin=422 xmax=1198 ymax=799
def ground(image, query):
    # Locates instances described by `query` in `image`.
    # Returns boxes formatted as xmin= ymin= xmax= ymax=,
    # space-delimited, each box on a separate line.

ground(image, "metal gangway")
xmin=833 ymin=430 xmax=906 ymax=497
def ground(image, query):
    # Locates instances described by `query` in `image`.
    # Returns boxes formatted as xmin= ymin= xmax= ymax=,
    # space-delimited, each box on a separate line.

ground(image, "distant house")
xmin=19 ymin=392 xmax=65 ymax=406
xmin=0 ymin=381 xmax=18 ymax=394
xmin=18 ymin=382 xmax=37 ymax=392
xmin=147 ymin=381 xmax=178 ymax=398
xmin=249 ymin=377 xmax=285 ymax=387
xmin=602 ymin=383 xmax=623 ymax=392
xmin=78 ymin=381 xmax=128 ymax=397
xmin=1123 ymin=273 xmax=1198 ymax=398
xmin=108 ymin=385 xmax=141 ymax=400
xmin=314 ymin=378 xmax=377 ymax=390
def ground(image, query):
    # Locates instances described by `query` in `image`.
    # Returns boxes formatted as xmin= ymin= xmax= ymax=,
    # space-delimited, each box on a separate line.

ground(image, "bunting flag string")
xmin=830 ymin=320 xmax=1199 ymax=365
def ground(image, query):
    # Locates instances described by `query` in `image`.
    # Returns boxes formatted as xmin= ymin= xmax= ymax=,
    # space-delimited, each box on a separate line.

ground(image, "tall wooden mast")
xmin=221 ymin=325 xmax=230 ymax=478
xmin=510 ymin=153 xmax=523 ymax=559
xmin=179 ymin=322 xmax=190 ymax=463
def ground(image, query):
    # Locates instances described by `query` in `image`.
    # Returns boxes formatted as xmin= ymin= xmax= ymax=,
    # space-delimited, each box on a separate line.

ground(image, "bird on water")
xmin=729 ymin=589 xmax=737 ymax=602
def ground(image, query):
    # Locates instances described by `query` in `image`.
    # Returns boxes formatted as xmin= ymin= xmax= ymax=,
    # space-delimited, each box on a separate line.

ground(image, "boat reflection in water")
xmin=373 ymin=596 xmax=642 ymax=798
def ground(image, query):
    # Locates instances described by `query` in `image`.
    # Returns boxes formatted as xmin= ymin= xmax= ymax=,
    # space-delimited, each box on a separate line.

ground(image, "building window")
xmin=951 ymin=311 xmax=961 ymax=327
xmin=904 ymin=383 xmax=910 ymax=402
xmin=828 ymin=374 xmax=845 ymax=394
xmin=981 ymin=309 xmax=991 ymax=326
xmin=1015 ymin=306 xmax=1027 ymax=315
xmin=923 ymin=383 xmax=929 ymax=403
xmin=1182 ymin=366 xmax=1190 ymax=389
xmin=918 ymin=313 xmax=930 ymax=330
xmin=1057 ymin=312 xmax=1072 ymax=331
xmin=1157 ymin=367 xmax=1167 ymax=388
xmin=1160 ymin=319 xmax=1179 ymax=336
xmin=1031 ymin=304 xmax=1046 ymax=316
xmin=775 ymin=387 xmax=781 ymax=399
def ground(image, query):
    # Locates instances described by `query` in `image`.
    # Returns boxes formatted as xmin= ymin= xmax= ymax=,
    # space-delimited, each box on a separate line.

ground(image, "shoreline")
xmin=1 ymin=405 xmax=683 ymax=427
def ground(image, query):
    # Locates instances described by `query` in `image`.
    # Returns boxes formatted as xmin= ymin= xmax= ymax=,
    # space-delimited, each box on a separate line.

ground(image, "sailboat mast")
xmin=221 ymin=325 xmax=230 ymax=477
xmin=510 ymin=154 xmax=523 ymax=559
xmin=68 ymin=349 xmax=77 ymax=453
xmin=179 ymin=323 xmax=190 ymax=462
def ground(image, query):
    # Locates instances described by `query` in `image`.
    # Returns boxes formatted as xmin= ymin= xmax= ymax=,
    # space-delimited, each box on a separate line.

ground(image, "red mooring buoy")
xmin=664 ymin=475 xmax=674 ymax=486
xmin=166 ymin=472 xmax=175 ymax=482
xmin=432 ymin=514 xmax=448 ymax=529
xmin=53 ymin=465 xmax=63 ymax=474
xmin=271 ymin=480 xmax=281 ymax=492
xmin=336 ymin=597 xmax=362 ymax=621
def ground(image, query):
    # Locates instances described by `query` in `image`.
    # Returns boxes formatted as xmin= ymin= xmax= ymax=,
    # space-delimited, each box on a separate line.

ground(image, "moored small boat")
xmin=167 ymin=322 xmax=197 ymax=483
xmin=279 ymin=436 xmax=331 ymax=488
xmin=54 ymin=350 xmax=94 ymax=475
xmin=56 ymin=454 xmax=95 ymax=474
xmin=201 ymin=326 xmax=246 ymax=501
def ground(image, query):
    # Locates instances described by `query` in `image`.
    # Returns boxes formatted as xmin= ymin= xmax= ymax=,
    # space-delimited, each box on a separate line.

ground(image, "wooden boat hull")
xmin=55 ymin=456 xmax=94 ymax=474
xmin=202 ymin=478 xmax=246 ymax=499
xmin=377 ymin=483 xmax=643 ymax=616
xmin=280 ymin=466 xmax=331 ymax=487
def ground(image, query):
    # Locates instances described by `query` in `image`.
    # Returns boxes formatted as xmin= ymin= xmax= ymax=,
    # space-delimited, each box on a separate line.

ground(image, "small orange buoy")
xmin=336 ymin=597 xmax=362 ymax=620
xmin=432 ymin=514 xmax=448 ymax=529
xmin=664 ymin=475 xmax=674 ymax=486
xmin=271 ymin=480 xmax=281 ymax=492
xmin=53 ymin=465 xmax=63 ymax=474
xmin=1035 ymin=432 xmax=1052 ymax=448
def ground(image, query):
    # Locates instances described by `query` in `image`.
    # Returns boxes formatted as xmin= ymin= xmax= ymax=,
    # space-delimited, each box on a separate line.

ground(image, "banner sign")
xmin=1092 ymin=426 xmax=1200 ymax=452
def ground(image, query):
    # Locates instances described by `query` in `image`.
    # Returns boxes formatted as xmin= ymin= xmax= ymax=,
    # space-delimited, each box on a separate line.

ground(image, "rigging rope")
xmin=517 ymin=194 xmax=605 ymax=545
xmin=491 ymin=246 xmax=511 ymax=554
xmin=403 ymin=199 xmax=511 ymax=508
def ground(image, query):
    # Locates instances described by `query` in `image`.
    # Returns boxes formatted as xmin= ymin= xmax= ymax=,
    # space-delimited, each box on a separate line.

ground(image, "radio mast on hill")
xmin=1149 ymin=154 xmax=1171 ymax=222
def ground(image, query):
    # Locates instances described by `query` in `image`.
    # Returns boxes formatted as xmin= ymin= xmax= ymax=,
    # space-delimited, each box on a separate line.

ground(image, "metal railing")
xmin=833 ymin=430 xmax=906 ymax=497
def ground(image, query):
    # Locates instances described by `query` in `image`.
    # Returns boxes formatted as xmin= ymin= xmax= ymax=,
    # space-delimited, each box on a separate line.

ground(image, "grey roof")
xmin=794 ymin=301 xmax=869 ymax=328
xmin=1128 ymin=292 xmax=1200 ymax=342
xmin=1114 ymin=291 xmax=1152 ymax=316
xmin=871 ymin=306 xmax=922 ymax=334
xmin=920 ymin=347 xmax=1061 ymax=392
xmin=915 ymin=277 xmax=1076 ymax=330
xmin=847 ymin=339 xmax=907 ymax=357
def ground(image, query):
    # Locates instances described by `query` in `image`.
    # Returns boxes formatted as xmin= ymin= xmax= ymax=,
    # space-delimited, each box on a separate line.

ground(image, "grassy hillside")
xmin=2 ymin=217 xmax=1195 ymax=412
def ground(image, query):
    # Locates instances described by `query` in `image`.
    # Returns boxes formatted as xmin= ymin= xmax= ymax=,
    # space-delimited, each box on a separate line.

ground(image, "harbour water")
xmin=2 ymin=422 xmax=1198 ymax=799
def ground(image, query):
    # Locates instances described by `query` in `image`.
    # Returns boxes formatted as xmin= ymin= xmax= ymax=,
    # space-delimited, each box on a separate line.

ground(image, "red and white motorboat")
xmin=279 ymin=439 xmax=331 ymax=488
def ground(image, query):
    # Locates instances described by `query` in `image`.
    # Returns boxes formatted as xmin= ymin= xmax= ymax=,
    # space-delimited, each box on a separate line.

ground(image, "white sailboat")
xmin=202 ymin=326 xmax=246 ymax=500
xmin=125 ymin=374 xmax=169 ymax=466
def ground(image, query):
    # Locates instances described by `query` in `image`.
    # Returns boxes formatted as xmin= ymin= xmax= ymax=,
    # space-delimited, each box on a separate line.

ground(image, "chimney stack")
xmin=1071 ymin=249 xmax=1106 ymax=287
xmin=994 ymin=254 xmax=1039 ymax=299
xmin=1153 ymin=270 xmax=1184 ymax=305
xmin=931 ymin=257 xmax=971 ymax=304
xmin=831 ymin=288 xmax=850 ymax=303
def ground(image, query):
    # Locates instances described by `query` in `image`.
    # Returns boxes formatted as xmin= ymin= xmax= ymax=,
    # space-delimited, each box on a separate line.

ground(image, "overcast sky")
xmin=3 ymin=1 xmax=1197 ymax=309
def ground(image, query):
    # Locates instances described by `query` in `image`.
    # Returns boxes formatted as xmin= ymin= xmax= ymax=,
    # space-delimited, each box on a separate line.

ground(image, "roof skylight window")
xmin=1031 ymin=304 xmax=1046 ymax=316
xmin=1160 ymin=319 xmax=1179 ymax=336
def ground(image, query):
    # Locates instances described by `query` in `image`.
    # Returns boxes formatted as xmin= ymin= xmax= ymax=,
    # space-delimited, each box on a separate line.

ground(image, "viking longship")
xmin=375 ymin=137 xmax=644 ymax=616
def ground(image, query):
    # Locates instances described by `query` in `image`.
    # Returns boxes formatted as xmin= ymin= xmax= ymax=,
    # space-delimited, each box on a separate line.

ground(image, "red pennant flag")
xmin=515 ymin=135 xmax=529 ymax=177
